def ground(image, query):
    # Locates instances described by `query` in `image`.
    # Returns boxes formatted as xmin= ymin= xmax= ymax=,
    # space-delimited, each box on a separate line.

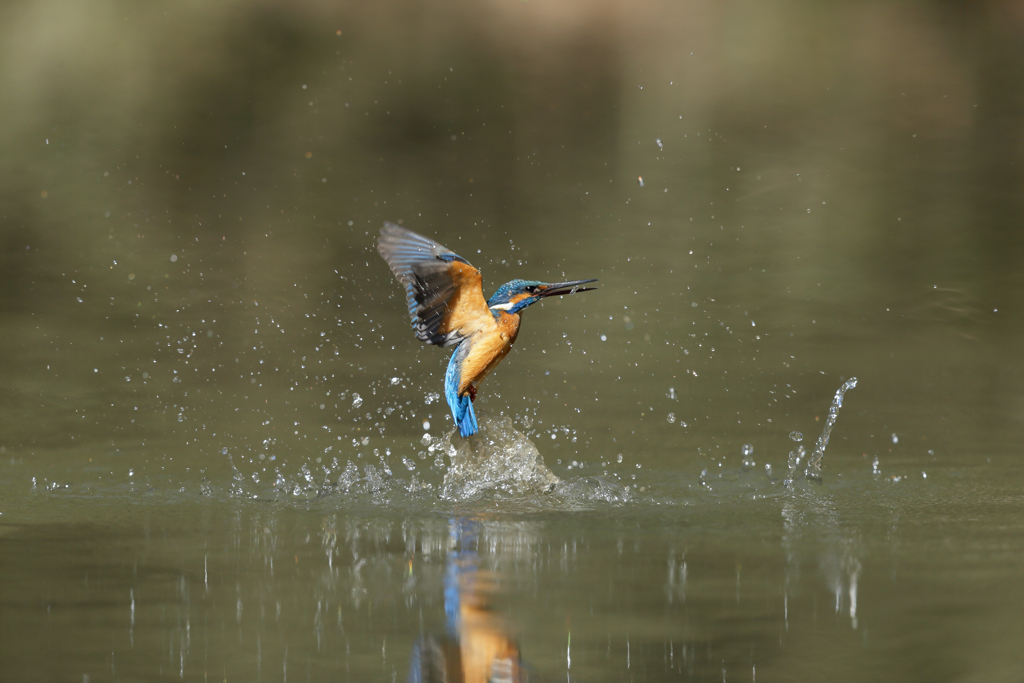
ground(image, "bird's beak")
xmin=538 ymin=279 xmax=599 ymax=298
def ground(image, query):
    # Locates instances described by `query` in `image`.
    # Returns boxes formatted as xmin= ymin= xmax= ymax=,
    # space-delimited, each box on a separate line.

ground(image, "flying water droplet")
xmin=741 ymin=444 xmax=755 ymax=468
xmin=351 ymin=394 xmax=362 ymax=408
xmin=789 ymin=431 xmax=803 ymax=442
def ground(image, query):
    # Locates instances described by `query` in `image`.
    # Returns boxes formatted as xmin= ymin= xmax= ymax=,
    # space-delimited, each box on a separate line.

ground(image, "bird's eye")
xmin=524 ymin=286 xmax=537 ymax=294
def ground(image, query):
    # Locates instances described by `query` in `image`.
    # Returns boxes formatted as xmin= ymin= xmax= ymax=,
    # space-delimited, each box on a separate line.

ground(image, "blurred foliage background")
xmin=1 ymin=0 xmax=1023 ymax=489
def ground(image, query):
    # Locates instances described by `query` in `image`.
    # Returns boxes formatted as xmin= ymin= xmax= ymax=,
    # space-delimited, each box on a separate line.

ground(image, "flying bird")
xmin=377 ymin=223 xmax=597 ymax=437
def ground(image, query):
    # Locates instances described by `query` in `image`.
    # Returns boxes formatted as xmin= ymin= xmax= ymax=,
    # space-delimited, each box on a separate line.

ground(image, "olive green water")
xmin=2 ymin=1 xmax=1024 ymax=681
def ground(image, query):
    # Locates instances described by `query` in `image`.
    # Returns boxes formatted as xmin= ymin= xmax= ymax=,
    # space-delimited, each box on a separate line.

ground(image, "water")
xmin=4 ymin=1 xmax=1024 ymax=680
xmin=804 ymin=377 xmax=857 ymax=480
xmin=442 ymin=414 xmax=561 ymax=500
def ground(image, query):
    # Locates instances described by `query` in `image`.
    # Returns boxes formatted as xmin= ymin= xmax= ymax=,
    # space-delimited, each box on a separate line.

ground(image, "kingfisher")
xmin=377 ymin=223 xmax=597 ymax=438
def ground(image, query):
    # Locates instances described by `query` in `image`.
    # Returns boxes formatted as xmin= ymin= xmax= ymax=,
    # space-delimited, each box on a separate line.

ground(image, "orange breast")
xmin=457 ymin=312 xmax=521 ymax=394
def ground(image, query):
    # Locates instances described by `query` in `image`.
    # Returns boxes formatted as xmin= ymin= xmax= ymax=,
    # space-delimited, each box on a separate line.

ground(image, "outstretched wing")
xmin=377 ymin=223 xmax=492 ymax=347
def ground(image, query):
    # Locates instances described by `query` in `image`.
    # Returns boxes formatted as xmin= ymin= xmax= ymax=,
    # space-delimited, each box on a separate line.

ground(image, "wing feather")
xmin=377 ymin=223 xmax=492 ymax=347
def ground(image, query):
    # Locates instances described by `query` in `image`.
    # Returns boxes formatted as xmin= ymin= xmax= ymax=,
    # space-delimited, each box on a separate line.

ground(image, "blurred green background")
xmin=2 ymin=0 xmax=1024 ymax=680
xmin=4 ymin=0 xmax=1021 ymax=484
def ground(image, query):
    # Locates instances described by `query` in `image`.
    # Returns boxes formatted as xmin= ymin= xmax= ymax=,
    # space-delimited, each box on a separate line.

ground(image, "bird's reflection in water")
xmin=408 ymin=518 xmax=540 ymax=683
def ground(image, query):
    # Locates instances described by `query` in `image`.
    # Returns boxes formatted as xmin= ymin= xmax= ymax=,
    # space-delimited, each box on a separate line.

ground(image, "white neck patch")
xmin=489 ymin=302 xmax=514 ymax=311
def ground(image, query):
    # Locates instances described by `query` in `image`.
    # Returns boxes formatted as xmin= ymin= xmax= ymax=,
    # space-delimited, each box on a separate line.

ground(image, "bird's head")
xmin=487 ymin=278 xmax=598 ymax=315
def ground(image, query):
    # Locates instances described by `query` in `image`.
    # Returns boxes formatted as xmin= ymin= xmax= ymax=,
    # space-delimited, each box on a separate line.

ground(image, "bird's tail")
xmin=453 ymin=393 xmax=478 ymax=437
xmin=445 ymin=343 xmax=479 ymax=437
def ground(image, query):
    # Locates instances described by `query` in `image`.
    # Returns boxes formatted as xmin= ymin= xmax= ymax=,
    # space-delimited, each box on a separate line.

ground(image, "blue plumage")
xmin=445 ymin=343 xmax=478 ymax=437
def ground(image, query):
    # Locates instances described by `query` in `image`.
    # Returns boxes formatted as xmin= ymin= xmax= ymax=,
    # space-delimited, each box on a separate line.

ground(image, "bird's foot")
xmin=467 ymin=385 xmax=477 ymax=403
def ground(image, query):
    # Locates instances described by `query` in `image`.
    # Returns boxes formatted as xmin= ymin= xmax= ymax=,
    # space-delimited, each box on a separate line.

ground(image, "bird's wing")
xmin=377 ymin=223 xmax=494 ymax=347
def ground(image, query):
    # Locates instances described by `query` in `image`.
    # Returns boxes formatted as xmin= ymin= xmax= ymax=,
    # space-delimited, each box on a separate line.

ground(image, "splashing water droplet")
xmin=441 ymin=415 xmax=562 ymax=499
xmin=789 ymin=431 xmax=803 ymax=442
xmin=803 ymin=378 xmax=857 ymax=479
xmin=351 ymin=394 xmax=362 ymax=408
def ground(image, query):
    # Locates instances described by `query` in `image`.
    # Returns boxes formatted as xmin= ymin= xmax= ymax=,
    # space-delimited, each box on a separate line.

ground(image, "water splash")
xmin=442 ymin=414 xmax=559 ymax=500
xmin=804 ymin=377 xmax=858 ymax=481
xmin=783 ymin=445 xmax=806 ymax=486
xmin=209 ymin=405 xmax=627 ymax=508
